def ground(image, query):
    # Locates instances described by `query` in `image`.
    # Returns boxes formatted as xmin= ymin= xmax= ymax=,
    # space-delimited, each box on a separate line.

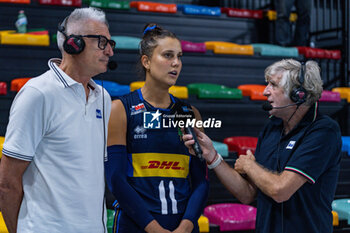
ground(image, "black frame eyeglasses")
xmin=81 ymin=35 xmax=116 ymax=50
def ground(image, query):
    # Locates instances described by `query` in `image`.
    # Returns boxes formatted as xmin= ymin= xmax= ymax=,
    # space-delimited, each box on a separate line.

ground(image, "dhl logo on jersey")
xmin=132 ymin=153 xmax=190 ymax=178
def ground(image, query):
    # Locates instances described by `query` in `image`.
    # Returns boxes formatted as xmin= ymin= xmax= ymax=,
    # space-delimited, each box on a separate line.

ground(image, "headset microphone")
xmin=262 ymin=102 xmax=298 ymax=111
xmin=107 ymin=60 xmax=118 ymax=70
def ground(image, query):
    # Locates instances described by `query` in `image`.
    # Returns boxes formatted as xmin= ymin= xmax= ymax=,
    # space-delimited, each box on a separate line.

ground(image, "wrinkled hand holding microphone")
xmin=174 ymin=103 xmax=204 ymax=161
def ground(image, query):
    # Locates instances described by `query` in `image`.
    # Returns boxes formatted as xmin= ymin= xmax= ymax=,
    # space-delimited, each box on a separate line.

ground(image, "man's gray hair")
xmin=57 ymin=7 xmax=109 ymax=52
xmin=264 ymin=59 xmax=323 ymax=105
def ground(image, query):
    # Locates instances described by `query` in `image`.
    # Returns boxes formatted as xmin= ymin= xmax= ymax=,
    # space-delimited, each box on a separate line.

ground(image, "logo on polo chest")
xmin=96 ymin=109 xmax=102 ymax=119
xmin=286 ymin=141 xmax=296 ymax=149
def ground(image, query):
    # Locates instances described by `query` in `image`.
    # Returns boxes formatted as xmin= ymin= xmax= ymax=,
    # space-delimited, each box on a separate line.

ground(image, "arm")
xmin=235 ymin=151 xmax=307 ymax=203
xmin=183 ymin=128 xmax=257 ymax=205
xmin=105 ymin=100 xmax=170 ymax=233
xmin=0 ymin=155 xmax=30 ymax=233
xmin=176 ymin=157 xmax=209 ymax=233
xmin=235 ymin=121 xmax=342 ymax=203
xmin=173 ymin=107 xmax=208 ymax=233
xmin=0 ymin=86 xmax=44 ymax=232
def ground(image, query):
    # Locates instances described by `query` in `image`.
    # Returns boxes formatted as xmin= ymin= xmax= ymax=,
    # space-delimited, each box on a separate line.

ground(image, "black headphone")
xmin=58 ymin=16 xmax=85 ymax=55
xmin=290 ymin=62 xmax=308 ymax=105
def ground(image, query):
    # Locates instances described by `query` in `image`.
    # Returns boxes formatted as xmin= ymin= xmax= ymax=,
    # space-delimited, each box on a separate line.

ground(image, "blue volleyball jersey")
xmin=118 ymin=89 xmax=195 ymax=215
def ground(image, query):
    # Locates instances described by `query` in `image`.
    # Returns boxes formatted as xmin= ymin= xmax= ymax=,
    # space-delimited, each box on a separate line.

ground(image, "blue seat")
xmin=177 ymin=4 xmax=221 ymax=16
xmin=332 ymin=199 xmax=350 ymax=224
xmin=341 ymin=136 xmax=350 ymax=155
xmin=212 ymin=141 xmax=229 ymax=157
xmin=110 ymin=36 xmax=141 ymax=50
xmin=252 ymin=43 xmax=299 ymax=57
xmin=94 ymin=80 xmax=130 ymax=97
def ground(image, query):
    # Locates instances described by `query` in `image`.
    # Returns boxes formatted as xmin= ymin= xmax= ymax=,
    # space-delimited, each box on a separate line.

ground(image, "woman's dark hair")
xmin=137 ymin=23 xmax=179 ymax=78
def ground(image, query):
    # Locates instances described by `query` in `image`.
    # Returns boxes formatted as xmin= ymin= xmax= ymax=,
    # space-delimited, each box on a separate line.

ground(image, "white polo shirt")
xmin=3 ymin=58 xmax=111 ymax=233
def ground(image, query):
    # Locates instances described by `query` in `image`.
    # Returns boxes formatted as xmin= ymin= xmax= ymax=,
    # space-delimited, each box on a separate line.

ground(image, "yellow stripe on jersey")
xmin=132 ymin=153 xmax=190 ymax=178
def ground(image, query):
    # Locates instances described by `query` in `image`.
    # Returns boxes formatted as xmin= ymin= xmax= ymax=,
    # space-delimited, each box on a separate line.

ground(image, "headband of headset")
xmin=58 ymin=16 xmax=85 ymax=55
xmin=290 ymin=62 xmax=308 ymax=105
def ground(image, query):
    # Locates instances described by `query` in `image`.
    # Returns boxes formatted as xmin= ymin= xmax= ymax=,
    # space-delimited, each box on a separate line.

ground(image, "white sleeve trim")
xmin=2 ymin=148 xmax=33 ymax=161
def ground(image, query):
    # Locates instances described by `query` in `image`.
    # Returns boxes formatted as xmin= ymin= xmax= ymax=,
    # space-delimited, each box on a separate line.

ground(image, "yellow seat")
xmin=289 ymin=13 xmax=298 ymax=22
xmin=130 ymin=81 xmax=145 ymax=92
xmin=205 ymin=41 xmax=253 ymax=55
xmin=214 ymin=43 xmax=254 ymax=55
xmin=333 ymin=210 xmax=339 ymax=226
xmin=198 ymin=215 xmax=209 ymax=232
xmin=0 ymin=212 xmax=8 ymax=233
xmin=266 ymin=10 xmax=297 ymax=22
xmin=0 ymin=30 xmax=49 ymax=46
xmin=205 ymin=41 xmax=234 ymax=50
xmin=130 ymin=81 xmax=188 ymax=99
xmin=168 ymin=86 xmax=188 ymax=99
xmin=0 ymin=137 xmax=4 ymax=159
xmin=332 ymin=87 xmax=350 ymax=102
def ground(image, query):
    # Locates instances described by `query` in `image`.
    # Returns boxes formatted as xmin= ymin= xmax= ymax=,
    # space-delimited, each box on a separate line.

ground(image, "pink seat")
xmin=0 ymin=82 xmax=7 ymax=95
xmin=330 ymin=50 xmax=341 ymax=59
xmin=222 ymin=8 xmax=263 ymax=19
xmin=297 ymin=47 xmax=326 ymax=59
xmin=319 ymin=90 xmax=341 ymax=102
xmin=181 ymin=40 xmax=206 ymax=53
xmin=223 ymin=136 xmax=258 ymax=155
xmin=204 ymin=203 xmax=256 ymax=231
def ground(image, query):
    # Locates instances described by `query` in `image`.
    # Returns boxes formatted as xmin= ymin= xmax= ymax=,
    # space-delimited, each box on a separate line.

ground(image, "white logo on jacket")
xmin=286 ymin=141 xmax=296 ymax=149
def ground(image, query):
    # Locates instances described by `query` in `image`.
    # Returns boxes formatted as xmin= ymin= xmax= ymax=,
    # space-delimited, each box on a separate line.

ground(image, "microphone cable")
xmin=101 ymin=78 xmax=107 ymax=233
xmin=101 ymin=59 xmax=117 ymax=233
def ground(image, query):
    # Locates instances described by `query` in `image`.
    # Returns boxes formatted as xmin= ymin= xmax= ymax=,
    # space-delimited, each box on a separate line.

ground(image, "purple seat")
xmin=181 ymin=40 xmax=206 ymax=53
xmin=204 ymin=203 xmax=256 ymax=231
xmin=319 ymin=90 xmax=341 ymax=102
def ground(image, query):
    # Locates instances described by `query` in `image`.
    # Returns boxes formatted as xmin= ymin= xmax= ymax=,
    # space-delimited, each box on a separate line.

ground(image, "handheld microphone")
xmin=174 ymin=103 xmax=204 ymax=161
xmin=184 ymin=126 xmax=203 ymax=161
xmin=107 ymin=60 xmax=118 ymax=70
xmin=262 ymin=102 xmax=298 ymax=111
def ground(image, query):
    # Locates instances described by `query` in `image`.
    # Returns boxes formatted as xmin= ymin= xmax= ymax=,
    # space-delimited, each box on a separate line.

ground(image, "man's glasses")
xmin=81 ymin=35 xmax=116 ymax=50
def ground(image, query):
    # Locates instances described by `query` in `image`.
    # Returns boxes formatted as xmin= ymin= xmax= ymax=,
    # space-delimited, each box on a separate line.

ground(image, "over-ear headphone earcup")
xmin=63 ymin=35 xmax=85 ymax=54
xmin=290 ymin=62 xmax=308 ymax=105
xmin=290 ymin=87 xmax=307 ymax=104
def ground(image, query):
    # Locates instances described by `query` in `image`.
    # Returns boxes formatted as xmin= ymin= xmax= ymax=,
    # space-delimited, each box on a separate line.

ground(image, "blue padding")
xmin=252 ymin=43 xmax=299 ymax=57
xmin=95 ymin=80 xmax=130 ymax=97
xmin=212 ymin=141 xmax=229 ymax=157
xmin=178 ymin=4 xmax=221 ymax=16
xmin=341 ymin=136 xmax=350 ymax=155
xmin=110 ymin=36 xmax=141 ymax=50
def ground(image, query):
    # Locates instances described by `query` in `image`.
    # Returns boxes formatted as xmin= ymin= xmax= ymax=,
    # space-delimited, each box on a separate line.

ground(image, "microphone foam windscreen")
xmin=108 ymin=61 xmax=118 ymax=70
xmin=262 ymin=102 xmax=273 ymax=111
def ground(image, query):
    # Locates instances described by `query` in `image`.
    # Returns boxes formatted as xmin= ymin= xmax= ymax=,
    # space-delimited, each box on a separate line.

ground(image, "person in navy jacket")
xmin=184 ymin=59 xmax=341 ymax=233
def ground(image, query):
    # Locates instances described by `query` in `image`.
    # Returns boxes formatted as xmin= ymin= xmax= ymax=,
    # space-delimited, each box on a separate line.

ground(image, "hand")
xmin=234 ymin=150 xmax=255 ymax=174
xmin=246 ymin=150 xmax=255 ymax=161
xmin=145 ymin=220 xmax=172 ymax=233
xmin=182 ymin=127 xmax=216 ymax=163
xmin=172 ymin=219 xmax=194 ymax=233
xmin=146 ymin=227 xmax=171 ymax=233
